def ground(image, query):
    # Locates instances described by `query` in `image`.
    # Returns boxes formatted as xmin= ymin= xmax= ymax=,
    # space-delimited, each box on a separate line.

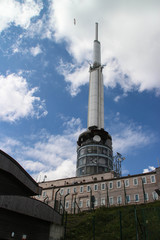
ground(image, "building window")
xmin=152 ymin=191 xmax=158 ymax=200
xmin=73 ymin=187 xmax=76 ymax=193
xmin=150 ymin=175 xmax=156 ymax=183
xmin=134 ymin=194 xmax=139 ymax=202
xmin=101 ymin=198 xmax=105 ymax=206
xmin=117 ymin=180 xmax=121 ymax=188
xmin=109 ymin=181 xmax=113 ymax=189
xmin=87 ymin=185 xmax=91 ymax=192
xmin=94 ymin=198 xmax=98 ymax=206
xmin=42 ymin=191 xmax=46 ymax=198
xmin=142 ymin=176 xmax=147 ymax=184
xmin=72 ymin=201 xmax=76 ymax=209
xmin=94 ymin=184 xmax=98 ymax=191
xmin=101 ymin=183 xmax=105 ymax=190
xmin=126 ymin=195 xmax=130 ymax=203
xmin=60 ymin=188 xmax=64 ymax=195
xmin=80 ymin=186 xmax=83 ymax=193
xmin=117 ymin=196 xmax=122 ymax=204
xmin=86 ymin=199 xmax=90 ymax=207
xmin=124 ymin=179 xmax=129 ymax=187
xmin=79 ymin=200 xmax=83 ymax=208
xmin=109 ymin=197 xmax=114 ymax=205
xmin=133 ymin=178 xmax=138 ymax=186
xmin=65 ymin=201 xmax=69 ymax=209
xmin=66 ymin=188 xmax=70 ymax=194
xmin=144 ymin=193 xmax=149 ymax=201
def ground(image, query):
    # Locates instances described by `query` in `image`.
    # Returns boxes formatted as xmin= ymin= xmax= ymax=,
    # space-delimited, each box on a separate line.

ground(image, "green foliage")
xmin=65 ymin=201 xmax=160 ymax=240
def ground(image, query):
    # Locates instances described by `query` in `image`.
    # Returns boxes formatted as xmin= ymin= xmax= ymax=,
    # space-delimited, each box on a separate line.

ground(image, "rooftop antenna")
xmin=95 ymin=22 xmax=98 ymax=41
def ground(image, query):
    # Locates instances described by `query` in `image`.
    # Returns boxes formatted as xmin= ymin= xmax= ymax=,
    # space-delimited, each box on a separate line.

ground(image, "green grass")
xmin=65 ymin=201 xmax=160 ymax=240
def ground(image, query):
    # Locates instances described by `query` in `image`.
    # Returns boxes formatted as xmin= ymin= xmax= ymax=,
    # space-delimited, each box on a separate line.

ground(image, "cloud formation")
xmin=0 ymin=73 xmax=47 ymax=122
xmin=0 ymin=117 xmax=156 ymax=180
xmin=0 ymin=0 xmax=43 ymax=32
xmin=30 ymin=44 xmax=42 ymax=56
xmin=143 ymin=166 xmax=155 ymax=173
xmin=49 ymin=0 xmax=160 ymax=96
xmin=1 ymin=1 xmax=159 ymax=97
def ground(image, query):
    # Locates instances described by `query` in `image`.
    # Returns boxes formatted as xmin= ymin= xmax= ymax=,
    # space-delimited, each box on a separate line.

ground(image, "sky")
xmin=0 ymin=0 xmax=160 ymax=182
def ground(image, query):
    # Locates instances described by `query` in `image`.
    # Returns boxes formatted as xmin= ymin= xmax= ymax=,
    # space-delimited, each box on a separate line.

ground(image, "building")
xmin=36 ymin=23 xmax=160 ymax=213
xmin=0 ymin=149 xmax=64 ymax=240
xmin=37 ymin=168 xmax=160 ymax=213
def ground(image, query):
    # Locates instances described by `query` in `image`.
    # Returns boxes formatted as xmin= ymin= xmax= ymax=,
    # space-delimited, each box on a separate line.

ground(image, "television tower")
xmin=76 ymin=23 xmax=113 ymax=177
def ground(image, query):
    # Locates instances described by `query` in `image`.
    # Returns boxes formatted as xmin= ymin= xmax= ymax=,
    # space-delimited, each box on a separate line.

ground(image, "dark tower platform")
xmin=76 ymin=128 xmax=113 ymax=177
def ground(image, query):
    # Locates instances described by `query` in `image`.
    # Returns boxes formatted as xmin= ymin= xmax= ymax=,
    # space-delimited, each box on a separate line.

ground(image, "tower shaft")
xmin=76 ymin=23 xmax=113 ymax=177
xmin=88 ymin=23 xmax=104 ymax=129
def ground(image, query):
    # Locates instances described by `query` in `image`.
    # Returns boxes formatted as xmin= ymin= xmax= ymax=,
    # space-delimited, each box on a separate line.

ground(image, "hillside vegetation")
xmin=65 ymin=201 xmax=160 ymax=240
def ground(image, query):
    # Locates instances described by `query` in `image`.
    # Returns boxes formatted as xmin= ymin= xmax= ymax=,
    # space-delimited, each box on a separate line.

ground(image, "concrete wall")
xmin=49 ymin=224 xmax=64 ymax=240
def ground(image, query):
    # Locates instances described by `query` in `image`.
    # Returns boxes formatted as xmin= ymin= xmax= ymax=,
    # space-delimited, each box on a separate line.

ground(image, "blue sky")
xmin=0 ymin=0 xmax=160 ymax=181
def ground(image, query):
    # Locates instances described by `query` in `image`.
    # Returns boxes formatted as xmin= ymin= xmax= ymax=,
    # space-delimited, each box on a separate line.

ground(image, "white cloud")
xmin=30 ymin=44 xmax=42 ymax=56
xmin=0 ymin=117 xmax=84 ymax=180
xmin=0 ymin=116 xmax=156 ymax=180
xmin=111 ymin=123 xmax=154 ymax=154
xmin=0 ymin=73 xmax=47 ymax=122
xmin=143 ymin=166 xmax=155 ymax=173
xmin=46 ymin=0 xmax=160 ymax=96
xmin=0 ymin=0 xmax=43 ymax=32
xmin=57 ymin=60 xmax=89 ymax=96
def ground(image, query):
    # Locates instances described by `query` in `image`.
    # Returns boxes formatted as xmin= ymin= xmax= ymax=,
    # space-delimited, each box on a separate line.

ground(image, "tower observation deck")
xmin=76 ymin=23 xmax=113 ymax=177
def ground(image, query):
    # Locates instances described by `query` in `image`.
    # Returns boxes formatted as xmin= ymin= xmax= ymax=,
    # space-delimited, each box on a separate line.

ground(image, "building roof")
xmin=0 ymin=149 xmax=42 ymax=196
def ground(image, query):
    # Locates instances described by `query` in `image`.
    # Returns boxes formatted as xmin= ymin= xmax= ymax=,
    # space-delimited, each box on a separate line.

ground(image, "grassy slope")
xmin=65 ymin=201 xmax=160 ymax=240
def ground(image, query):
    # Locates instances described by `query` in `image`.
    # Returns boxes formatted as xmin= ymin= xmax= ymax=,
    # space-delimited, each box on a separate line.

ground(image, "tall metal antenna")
xmin=95 ymin=22 xmax=98 ymax=41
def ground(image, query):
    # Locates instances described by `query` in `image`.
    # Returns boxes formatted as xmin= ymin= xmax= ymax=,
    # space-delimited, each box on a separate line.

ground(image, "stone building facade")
xmin=37 ymin=167 xmax=160 ymax=213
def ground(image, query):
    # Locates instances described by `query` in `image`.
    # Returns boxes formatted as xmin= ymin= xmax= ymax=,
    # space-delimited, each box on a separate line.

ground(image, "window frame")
xmin=150 ymin=175 xmax=156 ymax=183
xmin=142 ymin=176 xmax=147 ymax=184
xmin=94 ymin=184 xmax=98 ymax=191
xmin=87 ymin=185 xmax=91 ymax=192
xmin=86 ymin=199 xmax=90 ymax=207
xmin=126 ymin=195 xmax=130 ymax=203
xmin=79 ymin=200 xmax=83 ymax=208
xmin=60 ymin=188 xmax=64 ymax=195
xmin=134 ymin=194 xmax=139 ymax=202
xmin=101 ymin=197 xmax=105 ymax=206
xmin=152 ymin=191 xmax=158 ymax=200
xmin=124 ymin=179 xmax=129 ymax=187
xmin=80 ymin=186 xmax=84 ymax=193
xmin=109 ymin=181 xmax=113 ymax=189
xmin=101 ymin=183 xmax=105 ymax=190
xmin=117 ymin=180 xmax=121 ymax=188
xmin=65 ymin=201 xmax=69 ymax=209
xmin=109 ymin=196 xmax=114 ymax=205
xmin=117 ymin=195 xmax=122 ymax=204
xmin=133 ymin=178 xmax=138 ymax=186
